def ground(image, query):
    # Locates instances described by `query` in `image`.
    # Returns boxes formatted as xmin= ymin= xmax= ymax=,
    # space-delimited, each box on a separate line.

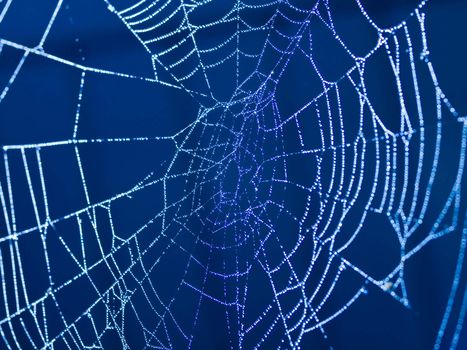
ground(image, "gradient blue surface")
xmin=0 ymin=0 xmax=466 ymax=349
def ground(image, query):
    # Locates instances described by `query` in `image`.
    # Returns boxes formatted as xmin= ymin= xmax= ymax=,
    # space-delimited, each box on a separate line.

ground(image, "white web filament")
xmin=0 ymin=0 xmax=465 ymax=349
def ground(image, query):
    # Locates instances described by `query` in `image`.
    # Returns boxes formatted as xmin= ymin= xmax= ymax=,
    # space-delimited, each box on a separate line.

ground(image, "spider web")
xmin=0 ymin=0 xmax=466 ymax=349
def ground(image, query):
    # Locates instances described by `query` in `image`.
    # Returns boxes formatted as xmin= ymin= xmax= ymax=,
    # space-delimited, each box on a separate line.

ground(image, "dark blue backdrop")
xmin=0 ymin=0 xmax=466 ymax=349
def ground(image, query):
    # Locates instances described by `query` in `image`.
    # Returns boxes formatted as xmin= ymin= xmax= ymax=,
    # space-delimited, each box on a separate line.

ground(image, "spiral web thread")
xmin=0 ymin=0 xmax=466 ymax=349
